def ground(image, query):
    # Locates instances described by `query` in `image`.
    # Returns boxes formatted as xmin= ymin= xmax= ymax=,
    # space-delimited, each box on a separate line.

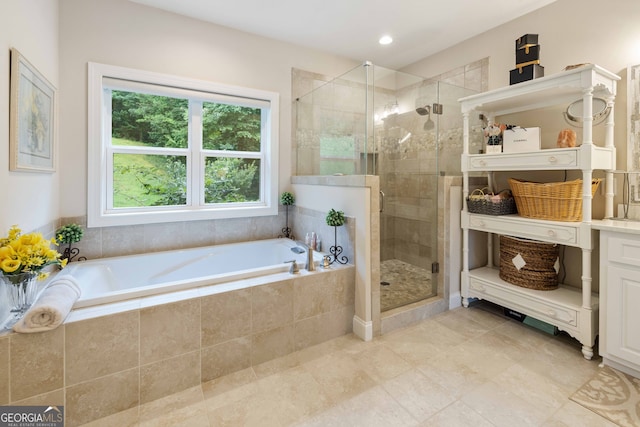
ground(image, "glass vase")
xmin=1 ymin=271 xmax=39 ymax=314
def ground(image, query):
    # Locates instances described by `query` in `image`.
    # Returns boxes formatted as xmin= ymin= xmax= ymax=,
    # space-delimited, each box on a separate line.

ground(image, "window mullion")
xmin=190 ymin=100 xmax=203 ymax=207
xmin=105 ymin=88 xmax=114 ymax=210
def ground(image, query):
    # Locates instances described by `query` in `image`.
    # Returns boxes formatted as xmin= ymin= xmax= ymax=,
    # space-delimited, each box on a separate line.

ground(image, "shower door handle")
xmin=380 ymin=191 xmax=385 ymax=212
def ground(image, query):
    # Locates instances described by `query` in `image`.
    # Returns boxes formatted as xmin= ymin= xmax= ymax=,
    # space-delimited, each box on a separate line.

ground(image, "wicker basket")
xmin=499 ymin=235 xmax=559 ymax=290
xmin=508 ymin=178 xmax=601 ymax=222
xmin=466 ymin=188 xmax=518 ymax=216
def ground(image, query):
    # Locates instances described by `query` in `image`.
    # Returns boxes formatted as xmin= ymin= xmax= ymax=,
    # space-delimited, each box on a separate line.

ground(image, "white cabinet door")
xmin=606 ymin=265 xmax=640 ymax=366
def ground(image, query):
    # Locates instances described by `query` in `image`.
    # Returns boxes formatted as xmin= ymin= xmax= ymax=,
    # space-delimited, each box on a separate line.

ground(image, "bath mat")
xmin=570 ymin=366 xmax=640 ymax=427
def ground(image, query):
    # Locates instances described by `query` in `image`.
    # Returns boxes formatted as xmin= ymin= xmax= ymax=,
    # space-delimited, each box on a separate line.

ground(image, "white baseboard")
xmin=449 ymin=292 xmax=462 ymax=309
xmin=352 ymin=315 xmax=373 ymax=341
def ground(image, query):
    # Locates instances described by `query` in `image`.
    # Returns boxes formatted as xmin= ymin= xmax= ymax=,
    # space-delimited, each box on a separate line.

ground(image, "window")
xmin=88 ymin=63 xmax=279 ymax=227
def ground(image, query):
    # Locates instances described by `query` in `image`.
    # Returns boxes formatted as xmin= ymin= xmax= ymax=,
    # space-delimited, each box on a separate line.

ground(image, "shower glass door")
xmin=292 ymin=63 xmax=474 ymax=312
xmin=378 ymin=77 xmax=474 ymax=312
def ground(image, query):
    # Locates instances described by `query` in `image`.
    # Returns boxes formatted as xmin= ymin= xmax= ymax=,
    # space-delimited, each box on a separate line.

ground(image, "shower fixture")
xmin=416 ymin=105 xmax=430 ymax=115
xmin=423 ymin=116 xmax=434 ymax=130
xmin=417 ymin=104 xmax=434 ymax=130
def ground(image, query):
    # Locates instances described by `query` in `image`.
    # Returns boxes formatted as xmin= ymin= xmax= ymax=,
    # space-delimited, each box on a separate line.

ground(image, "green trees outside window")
xmin=110 ymin=91 xmax=262 ymax=208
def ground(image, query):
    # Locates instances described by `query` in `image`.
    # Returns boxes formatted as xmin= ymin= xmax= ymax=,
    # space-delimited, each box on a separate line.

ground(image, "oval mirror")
xmin=564 ymin=97 xmax=611 ymax=126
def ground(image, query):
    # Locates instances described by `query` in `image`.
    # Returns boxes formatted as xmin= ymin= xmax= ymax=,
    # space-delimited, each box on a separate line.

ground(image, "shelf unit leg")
xmin=581 ymin=345 xmax=594 ymax=360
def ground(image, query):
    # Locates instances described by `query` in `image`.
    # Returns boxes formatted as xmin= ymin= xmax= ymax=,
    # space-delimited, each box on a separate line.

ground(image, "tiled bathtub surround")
xmin=58 ymin=205 xmax=354 ymax=263
xmin=0 ymin=265 xmax=354 ymax=426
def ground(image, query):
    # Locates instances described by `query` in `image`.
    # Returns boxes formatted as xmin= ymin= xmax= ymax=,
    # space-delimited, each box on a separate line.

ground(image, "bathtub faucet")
xmin=294 ymin=242 xmax=315 ymax=272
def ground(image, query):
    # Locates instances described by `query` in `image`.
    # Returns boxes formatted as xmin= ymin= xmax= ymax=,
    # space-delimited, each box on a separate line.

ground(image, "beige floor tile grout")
xmin=85 ymin=302 xmax=616 ymax=427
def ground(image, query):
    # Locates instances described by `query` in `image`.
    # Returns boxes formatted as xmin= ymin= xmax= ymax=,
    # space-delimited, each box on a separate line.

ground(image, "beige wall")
xmin=403 ymin=0 xmax=640 ymax=173
xmin=0 ymin=1 xmax=59 ymax=233
xmin=57 ymin=0 xmax=360 ymax=219
xmin=404 ymin=0 xmax=640 ymax=91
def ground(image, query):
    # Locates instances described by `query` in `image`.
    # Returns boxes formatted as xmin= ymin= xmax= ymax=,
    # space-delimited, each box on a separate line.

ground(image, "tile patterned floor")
xmin=380 ymin=259 xmax=435 ymax=312
xmin=85 ymin=302 xmax=618 ymax=427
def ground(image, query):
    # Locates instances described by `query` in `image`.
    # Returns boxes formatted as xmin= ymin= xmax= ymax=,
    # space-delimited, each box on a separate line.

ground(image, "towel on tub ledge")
xmin=12 ymin=273 xmax=81 ymax=334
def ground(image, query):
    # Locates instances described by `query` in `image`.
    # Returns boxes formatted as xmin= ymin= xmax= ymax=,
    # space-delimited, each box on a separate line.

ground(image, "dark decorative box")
xmin=515 ymin=34 xmax=538 ymax=49
xmin=516 ymin=45 xmax=540 ymax=65
xmin=510 ymin=64 xmax=545 ymax=85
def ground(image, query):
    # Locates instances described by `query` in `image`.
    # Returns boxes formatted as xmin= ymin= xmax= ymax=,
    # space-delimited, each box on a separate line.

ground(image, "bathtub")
xmin=62 ymin=238 xmax=324 ymax=309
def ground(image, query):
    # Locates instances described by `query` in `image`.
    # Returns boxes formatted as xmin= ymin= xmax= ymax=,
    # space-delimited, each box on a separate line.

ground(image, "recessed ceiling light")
xmin=379 ymin=35 xmax=393 ymax=45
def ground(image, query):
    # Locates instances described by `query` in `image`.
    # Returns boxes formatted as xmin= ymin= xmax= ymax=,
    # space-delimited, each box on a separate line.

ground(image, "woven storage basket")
xmin=499 ymin=235 xmax=559 ymax=290
xmin=466 ymin=188 xmax=518 ymax=216
xmin=508 ymin=178 xmax=601 ymax=222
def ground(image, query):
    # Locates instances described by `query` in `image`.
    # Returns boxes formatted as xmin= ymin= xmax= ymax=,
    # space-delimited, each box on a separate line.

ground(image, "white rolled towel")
xmin=12 ymin=273 xmax=81 ymax=333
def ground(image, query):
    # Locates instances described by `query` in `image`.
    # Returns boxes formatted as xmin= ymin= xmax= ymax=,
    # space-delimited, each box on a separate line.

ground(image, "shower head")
xmin=416 ymin=105 xmax=430 ymax=116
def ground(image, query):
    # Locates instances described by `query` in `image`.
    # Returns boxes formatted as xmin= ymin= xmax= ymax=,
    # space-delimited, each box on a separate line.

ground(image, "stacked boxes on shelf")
xmin=510 ymin=34 xmax=544 ymax=85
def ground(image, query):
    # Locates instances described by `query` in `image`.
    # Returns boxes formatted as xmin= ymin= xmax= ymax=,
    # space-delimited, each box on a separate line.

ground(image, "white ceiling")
xmin=131 ymin=0 xmax=556 ymax=69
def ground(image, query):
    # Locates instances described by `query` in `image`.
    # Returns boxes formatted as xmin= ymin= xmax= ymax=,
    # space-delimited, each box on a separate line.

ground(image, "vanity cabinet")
xmin=596 ymin=222 xmax=640 ymax=377
xmin=459 ymin=64 xmax=619 ymax=360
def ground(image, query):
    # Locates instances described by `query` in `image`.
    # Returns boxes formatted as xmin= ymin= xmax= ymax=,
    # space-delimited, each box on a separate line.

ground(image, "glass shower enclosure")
xmin=295 ymin=62 xmax=476 ymax=312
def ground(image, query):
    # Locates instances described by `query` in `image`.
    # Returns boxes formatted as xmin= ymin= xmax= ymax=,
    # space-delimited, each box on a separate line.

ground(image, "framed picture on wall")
xmin=9 ymin=48 xmax=56 ymax=172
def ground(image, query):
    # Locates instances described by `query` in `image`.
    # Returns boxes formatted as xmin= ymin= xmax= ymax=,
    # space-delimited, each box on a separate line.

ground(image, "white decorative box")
xmin=503 ymin=127 xmax=541 ymax=153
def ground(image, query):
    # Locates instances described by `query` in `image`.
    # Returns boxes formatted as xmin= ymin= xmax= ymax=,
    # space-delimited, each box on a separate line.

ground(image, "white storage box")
xmin=503 ymin=127 xmax=541 ymax=153
xmin=485 ymin=145 xmax=502 ymax=154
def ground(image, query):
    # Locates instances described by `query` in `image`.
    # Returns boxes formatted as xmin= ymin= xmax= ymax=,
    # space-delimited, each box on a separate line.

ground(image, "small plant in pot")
xmin=326 ymin=209 xmax=348 ymax=264
xmin=56 ymin=223 xmax=87 ymax=262
xmin=279 ymin=191 xmax=295 ymax=239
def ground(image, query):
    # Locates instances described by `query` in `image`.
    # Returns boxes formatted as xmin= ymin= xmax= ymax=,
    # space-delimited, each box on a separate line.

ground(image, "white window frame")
xmin=88 ymin=63 xmax=279 ymax=227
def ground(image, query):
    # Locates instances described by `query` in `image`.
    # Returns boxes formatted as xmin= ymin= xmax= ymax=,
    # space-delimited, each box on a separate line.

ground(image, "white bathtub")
xmin=63 ymin=238 xmax=323 ymax=309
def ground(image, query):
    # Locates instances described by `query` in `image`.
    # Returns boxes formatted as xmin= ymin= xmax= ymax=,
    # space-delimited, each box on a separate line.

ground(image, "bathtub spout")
xmin=294 ymin=242 xmax=315 ymax=272
xmin=284 ymin=260 xmax=299 ymax=274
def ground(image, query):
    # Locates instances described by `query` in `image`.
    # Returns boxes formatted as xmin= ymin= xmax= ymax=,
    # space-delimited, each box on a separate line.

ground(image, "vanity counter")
xmin=592 ymin=219 xmax=640 ymax=235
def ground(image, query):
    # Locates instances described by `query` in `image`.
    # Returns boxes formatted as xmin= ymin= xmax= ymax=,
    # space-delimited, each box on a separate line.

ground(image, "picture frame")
xmin=9 ymin=48 xmax=56 ymax=172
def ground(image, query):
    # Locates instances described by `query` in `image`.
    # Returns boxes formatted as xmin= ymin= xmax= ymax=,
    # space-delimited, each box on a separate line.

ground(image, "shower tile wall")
xmin=293 ymin=67 xmax=369 ymax=176
xmin=293 ymin=59 xmax=488 ymax=302
xmin=381 ymin=59 xmax=488 ymax=270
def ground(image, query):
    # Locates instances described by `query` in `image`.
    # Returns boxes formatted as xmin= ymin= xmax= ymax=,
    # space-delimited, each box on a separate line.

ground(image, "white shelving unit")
xmin=459 ymin=65 xmax=620 ymax=360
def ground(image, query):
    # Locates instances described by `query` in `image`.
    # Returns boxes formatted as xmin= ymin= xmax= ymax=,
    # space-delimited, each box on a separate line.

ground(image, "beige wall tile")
xmin=201 ymin=337 xmax=251 ymax=382
xmin=201 ymin=289 xmax=251 ymax=347
xmin=101 ymin=225 xmax=145 ymax=257
xmin=0 ymin=336 xmax=8 ymax=404
xmin=294 ymin=307 xmax=353 ymax=351
xmin=294 ymin=274 xmax=333 ymax=321
xmin=251 ymin=281 xmax=293 ymax=334
xmin=330 ymin=267 xmax=356 ymax=309
xmin=140 ymin=299 xmax=200 ymax=364
xmin=251 ymin=325 xmax=294 ymax=366
xmin=294 ymin=313 xmax=327 ymax=350
xmin=140 ymin=351 xmax=201 ymax=404
xmin=10 ymin=327 xmax=64 ymax=402
xmin=65 ymin=368 xmax=139 ymax=426
xmin=11 ymin=388 xmax=64 ymax=406
xmin=65 ymin=311 xmax=139 ymax=386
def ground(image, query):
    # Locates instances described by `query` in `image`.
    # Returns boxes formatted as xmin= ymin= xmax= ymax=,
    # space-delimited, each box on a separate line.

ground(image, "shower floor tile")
xmin=380 ymin=259 xmax=435 ymax=312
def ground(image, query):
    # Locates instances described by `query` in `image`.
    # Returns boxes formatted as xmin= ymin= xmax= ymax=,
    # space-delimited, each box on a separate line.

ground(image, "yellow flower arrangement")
xmin=0 ymin=225 xmax=67 ymax=280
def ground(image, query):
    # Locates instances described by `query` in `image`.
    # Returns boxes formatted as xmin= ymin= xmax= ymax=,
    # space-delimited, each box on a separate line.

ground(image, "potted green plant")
xmin=56 ymin=223 xmax=87 ymax=262
xmin=279 ymin=192 xmax=295 ymax=239
xmin=325 ymin=209 xmax=348 ymax=264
